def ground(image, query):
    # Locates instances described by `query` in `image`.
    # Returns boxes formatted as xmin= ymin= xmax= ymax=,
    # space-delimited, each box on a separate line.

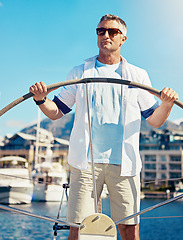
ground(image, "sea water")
xmin=0 ymin=198 xmax=183 ymax=240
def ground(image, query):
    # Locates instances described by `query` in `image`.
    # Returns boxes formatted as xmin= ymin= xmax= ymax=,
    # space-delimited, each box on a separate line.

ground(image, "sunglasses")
xmin=96 ymin=27 xmax=123 ymax=37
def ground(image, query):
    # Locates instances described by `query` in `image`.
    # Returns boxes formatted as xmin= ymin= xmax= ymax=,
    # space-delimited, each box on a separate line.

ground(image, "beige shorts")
xmin=66 ymin=163 xmax=140 ymax=225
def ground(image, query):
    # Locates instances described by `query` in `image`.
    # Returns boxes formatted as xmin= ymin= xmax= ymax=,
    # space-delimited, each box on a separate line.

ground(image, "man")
xmin=30 ymin=14 xmax=178 ymax=240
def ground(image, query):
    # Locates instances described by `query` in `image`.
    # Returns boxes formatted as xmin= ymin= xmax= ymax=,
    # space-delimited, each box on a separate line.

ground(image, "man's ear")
xmin=120 ymin=35 xmax=127 ymax=46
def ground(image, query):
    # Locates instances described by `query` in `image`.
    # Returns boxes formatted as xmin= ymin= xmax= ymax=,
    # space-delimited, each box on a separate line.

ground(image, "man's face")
xmin=97 ymin=20 xmax=126 ymax=54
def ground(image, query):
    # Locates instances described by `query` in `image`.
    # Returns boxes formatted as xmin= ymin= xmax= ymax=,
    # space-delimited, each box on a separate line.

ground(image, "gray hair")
xmin=98 ymin=14 xmax=127 ymax=36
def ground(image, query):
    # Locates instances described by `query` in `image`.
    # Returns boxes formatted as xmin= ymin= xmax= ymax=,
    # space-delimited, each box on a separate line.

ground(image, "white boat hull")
xmin=0 ymin=186 xmax=33 ymax=204
xmin=0 ymin=161 xmax=33 ymax=205
xmin=173 ymin=192 xmax=183 ymax=200
xmin=31 ymin=161 xmax=68 ymax=202
xmin=32 ymin=184 xmax=64 ymax=202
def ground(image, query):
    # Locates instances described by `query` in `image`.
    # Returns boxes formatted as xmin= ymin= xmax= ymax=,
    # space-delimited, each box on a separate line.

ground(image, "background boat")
xmin=0 ymin=156 xmax=33 ymax=204
xmin=31 ymin=146 xmax=68 ymax=202
xmin=31 ymin=109 xmax=68 ymax=202
xmin=173 ymin=181 xmax=183 ymax=200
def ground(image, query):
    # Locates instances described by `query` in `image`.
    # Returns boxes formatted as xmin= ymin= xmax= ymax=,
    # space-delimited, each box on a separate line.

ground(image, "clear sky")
xmin=0 ymin=0 xmax=183 ymax=137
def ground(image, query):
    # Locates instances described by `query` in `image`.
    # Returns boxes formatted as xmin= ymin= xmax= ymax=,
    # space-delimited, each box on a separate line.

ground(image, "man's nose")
xmin=104 ymin=30 xmax=110 ymax=37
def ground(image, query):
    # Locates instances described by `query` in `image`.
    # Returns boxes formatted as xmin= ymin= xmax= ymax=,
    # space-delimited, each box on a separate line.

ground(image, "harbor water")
xmin=0 ymin=197 xmax=183 ymax=240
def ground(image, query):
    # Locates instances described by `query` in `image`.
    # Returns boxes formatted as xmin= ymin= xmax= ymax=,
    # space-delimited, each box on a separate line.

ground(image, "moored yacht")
xmin=0 ymin=156 xmax=33 ymax=204
xmin=31 ymin=146 xmax=68 ymax=202
xmin=173 ymin=181 xmax=183 ymax=200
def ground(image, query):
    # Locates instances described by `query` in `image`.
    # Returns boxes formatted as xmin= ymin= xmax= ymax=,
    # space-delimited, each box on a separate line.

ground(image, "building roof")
xmin=0 ymin=156 xmax=27 ymax=162
xmin=16 ymin=132 xmax=36 ymax=140
xmin=54 ymin=137 xmax=69 ymax=146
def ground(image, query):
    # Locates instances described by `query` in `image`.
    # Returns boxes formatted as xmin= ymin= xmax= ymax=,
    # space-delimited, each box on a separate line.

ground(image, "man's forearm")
xmin=147 ymin=102 xmax=173 ymax=128
xmin=147 ymin=87 xmax=178 ymax=128
xmin=39 ymin=98 xmax=63 ymax=120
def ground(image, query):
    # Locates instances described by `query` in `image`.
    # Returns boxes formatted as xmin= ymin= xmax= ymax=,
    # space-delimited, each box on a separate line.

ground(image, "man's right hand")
xmin=29 ymin=81 xmax=63 ymax=120
xmin=29 ymin=81 xmax=50 ymax=101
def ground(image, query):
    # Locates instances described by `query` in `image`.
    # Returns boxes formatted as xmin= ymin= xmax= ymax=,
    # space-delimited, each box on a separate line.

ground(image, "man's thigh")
xmin=66 ymin=164 xmax=105 ymax=223
xmin=105 ymin=164 xmax=140 ymax=224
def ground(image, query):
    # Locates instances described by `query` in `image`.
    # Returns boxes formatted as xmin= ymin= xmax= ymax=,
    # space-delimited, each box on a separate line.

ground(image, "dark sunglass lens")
xmin=96 ymin=28 xmax=106 ymax=35
xmin=108 ymin=29 xmax=119 ymax=36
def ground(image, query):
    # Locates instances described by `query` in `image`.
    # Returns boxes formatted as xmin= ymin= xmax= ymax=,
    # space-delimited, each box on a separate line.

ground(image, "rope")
xmin=143 ymin=177 xmax=183 ymax=184
xmin=0 ymin=203 xmax=79 ymax=228
xmin=0 ymin=173 xmax=67 ymax=187
xmin=141 ymin=216 xmax=183 ymax=219
xmin=115 ymin=193 xmax=183 ymax=225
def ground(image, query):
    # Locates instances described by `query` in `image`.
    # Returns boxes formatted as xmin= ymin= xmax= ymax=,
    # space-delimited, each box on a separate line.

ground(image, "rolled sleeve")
xmin=52 ymin=96 xmax=72 ymax=114
xmin=141 ymin=101 xmax=159 ymax=119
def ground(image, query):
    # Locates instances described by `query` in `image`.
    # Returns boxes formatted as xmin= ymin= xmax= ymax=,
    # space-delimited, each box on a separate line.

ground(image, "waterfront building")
xmin=0 ymin=128 xmax=69 ymax=172
xmin=140 ymin=129 xmax=183 ymax=188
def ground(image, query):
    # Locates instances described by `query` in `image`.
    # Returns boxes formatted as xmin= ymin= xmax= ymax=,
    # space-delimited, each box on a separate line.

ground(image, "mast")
xmin=33 ymin=107 xmax=41 ymax=169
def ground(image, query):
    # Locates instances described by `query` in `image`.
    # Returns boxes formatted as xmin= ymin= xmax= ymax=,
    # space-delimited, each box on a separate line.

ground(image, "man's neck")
xmin=98 ymin=52 xmax=121 ymax=65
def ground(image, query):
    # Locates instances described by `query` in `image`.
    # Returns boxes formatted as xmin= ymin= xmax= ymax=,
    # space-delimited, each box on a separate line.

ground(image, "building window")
xmin=145 ymin=155 xmax=156 ymax=162
xmin=157 ymin=173 xmax=167 ymax=179
xmin=170 ymin=156 xmax=181 ymax=162
xmin=169 ymin=164 xmax=181 ymax=170
xmin=159 ymin=155 xmax=166 ymax=162
xmin=169 ymin=146 xmax=180 ymax=150
xmin=169 ymin=172 xmax=182 ymax=178
xmin=145 ymin=163 xmax=156 ymax=170
xmin=158 ymin=164 xmax=167 ymax=170
xmin=145 ymin=172 xmax=156 ymax=178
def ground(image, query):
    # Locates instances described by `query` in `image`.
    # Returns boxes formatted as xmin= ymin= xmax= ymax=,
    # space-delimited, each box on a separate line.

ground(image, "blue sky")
xmin=0 ymin=0 xmax=183 ymax=137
